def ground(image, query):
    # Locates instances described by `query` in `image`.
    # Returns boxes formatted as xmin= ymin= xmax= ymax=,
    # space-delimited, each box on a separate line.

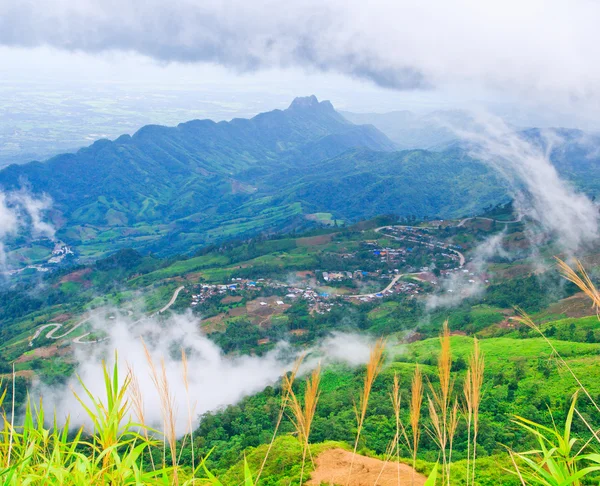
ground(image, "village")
xmin=1 ymin=241 xmax=75 ymax=276
xmin=186 ymin=226 xmax=487 ymax=315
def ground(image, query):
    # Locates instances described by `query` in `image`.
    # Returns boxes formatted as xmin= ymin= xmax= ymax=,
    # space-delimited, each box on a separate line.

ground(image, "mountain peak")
xmin=288 ymin=95 xmax=334 ymax=111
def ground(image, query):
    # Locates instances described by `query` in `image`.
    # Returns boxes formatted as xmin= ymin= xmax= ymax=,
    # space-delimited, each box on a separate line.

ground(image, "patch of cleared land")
xmin=306 ymin=448 xmax=425 ymax=486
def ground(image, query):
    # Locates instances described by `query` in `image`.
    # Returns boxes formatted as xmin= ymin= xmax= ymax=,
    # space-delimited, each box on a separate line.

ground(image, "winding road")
xmin=347 ymin=273 xmax=408 ymax=299
xmin=158 ymin=286 xmax=185 ymax=314
xmin=345 ymin=224 xmax=469 ymax=299
xmin=29 ymin=285 xmax=185 ymax=346
xmin=374 ymin=226 xmax=466 ymax=267
xmin=457 ymin=215 xmax=523 ymax=227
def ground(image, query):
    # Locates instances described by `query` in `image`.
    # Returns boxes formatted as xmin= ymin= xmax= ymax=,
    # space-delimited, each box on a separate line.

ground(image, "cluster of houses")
xmin=190 ymin=278 xmax=265 ymax=306
xmin=283 ymin=286 xmax=338 ymax=314
xmin=188 ymin=226 xmax=473 ymax=311
xmin=322 ymin=271 xmax=353 ymax=281
xmin=2 ymin=241 xmax=75 ymax=276
xmin=48 ymin=242 xmax=74 ymax=264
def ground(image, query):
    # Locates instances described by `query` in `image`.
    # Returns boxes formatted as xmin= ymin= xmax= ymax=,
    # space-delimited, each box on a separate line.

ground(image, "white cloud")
xmin=426 ymin=232 xmax=507 ymax=310
xmin=2 ymin=0 xmax=600 ymax=117
xmin=0 ymin=192 xmax=20 ymax=267
xmin=454 ymin=113 xmax=599 ymax=254
xmin=35 ymin=311 xmax=374 ymax=437
xmin=0 ymin=189 xmax=55 ymax=269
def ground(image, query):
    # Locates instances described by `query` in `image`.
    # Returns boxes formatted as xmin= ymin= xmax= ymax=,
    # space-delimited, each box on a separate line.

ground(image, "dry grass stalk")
xmin=181 ymin=349 xmax=197 ymax=473
xmin=392 ymin=374 xmax=401 ymax=486
xmin=160 ymin=359 xmax=178 ymax=484
xmin=426 ymin=320 xmax=454 ymax=485
xmin=287 ymin=363 xmax=321 ymax=486
xmin=556 ymin=257 xmax=600 ymax=314
xmin=142 ymin=341 xmax=179 ymax=485
xmin=347 ymin=338 xmax=386 ymax=485
xmin=409 ymin=365 xmax=423 ymax=486
xmin=469 ymin=338 xmax=484 ymax=482
xmin=127 ymin=362 xmax=156 ymax=471
xmin=255 ymin=353 xmax=305 ymax=485
xmin=426 ymin=396 xmax=443 ymax=450
xmin=447 ymin=399 xmax=460 ymax=477
xmin=515 ymin=311 xmax=600 ymax=416
xmin=463 ymin=368 xmax=473 ymax=486
xmin=374 ymin=373 xmax=402 ymax=486
xmin=520 ymin=258 xmax=600 ymax=442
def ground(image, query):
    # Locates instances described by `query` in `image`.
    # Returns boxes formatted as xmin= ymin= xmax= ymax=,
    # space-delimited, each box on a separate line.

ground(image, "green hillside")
xmin=3 ymin=98 xmax=600 ymax=271
xmin=2 ymin=212 xmax=600 ymax=484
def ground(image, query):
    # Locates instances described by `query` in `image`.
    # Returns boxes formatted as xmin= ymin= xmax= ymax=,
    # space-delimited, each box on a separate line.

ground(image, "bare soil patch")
xmin=16 ymin=344 xmax=65 ymax=363
xmin=544 ymin=293 xmax=596 ymax=319
xmin=306 ymin=448 xmax=425 ymax=486
xmin=296 ymin=270 xmax=315 ymax=279
xmin=1 ymin=370 xmax=35 ymax=380
xmin=60 ymin=268 xmax=92 ymax=284
xmin=297 ymin=234 xmax=333 ymax=247
xmin=201 ymin=314 xmax=227 ymax=332
xmin=227 ymin=306 xmax=247 ymax=317
xmin=221 ymin=295 xmax=243 ymax=304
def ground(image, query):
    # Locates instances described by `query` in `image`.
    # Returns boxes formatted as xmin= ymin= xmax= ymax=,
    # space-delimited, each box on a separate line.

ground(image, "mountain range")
xmin=0 ymin=96 xmax=598 ymax=263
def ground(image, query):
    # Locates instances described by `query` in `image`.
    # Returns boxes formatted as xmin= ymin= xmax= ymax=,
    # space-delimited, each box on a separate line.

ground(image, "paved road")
xmin=159 ymin=286 xmax=185 ymax=313
xmin=29 ymin=317 xmax=100 ymax=346
xmin=457 ymin=215 xmax=522 ymax=227
xmin=375 ymin=226 xmax=466 ymax=267
xmin=346 ymin=224 xmax=468 ymax=300
xmin=347 ymin=273 xmax=406 ymax=299
xmin=30 ymin=285 xmax=185 ymax=346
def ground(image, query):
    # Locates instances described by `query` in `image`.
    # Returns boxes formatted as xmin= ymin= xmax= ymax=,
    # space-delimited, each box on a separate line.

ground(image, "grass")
xmin=4 ymin=258 xmax=600 ymax=485
xmin=505 ymin=259 xmax=600 ymax=485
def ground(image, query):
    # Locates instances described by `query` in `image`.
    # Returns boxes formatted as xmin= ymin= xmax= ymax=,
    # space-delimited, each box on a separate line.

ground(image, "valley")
xmin=1 ymin=97 xmax=600 ymax=485
xmin=1 ymin=202 xmax=599 ymax=486
xmin=3 ymin=3 xmax=600 ymax=484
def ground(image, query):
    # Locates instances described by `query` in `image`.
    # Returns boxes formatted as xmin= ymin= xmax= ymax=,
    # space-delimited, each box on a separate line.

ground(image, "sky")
xmin=1 ymin=0 xmax=600 ymax=128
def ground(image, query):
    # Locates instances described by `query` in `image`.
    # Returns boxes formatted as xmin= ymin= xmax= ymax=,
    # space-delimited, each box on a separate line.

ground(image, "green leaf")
xmin=244 ymin=456 xmax=255 ymax=486
xmin=424 ymin=463 xmax=438 ymax=486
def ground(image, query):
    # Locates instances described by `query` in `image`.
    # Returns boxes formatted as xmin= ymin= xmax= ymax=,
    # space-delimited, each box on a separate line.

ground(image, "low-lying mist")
xmin=0 ymin=188 xmax=55 ymax=270
xmin=35 ymin=310 xmax=375 ymax=437
xmin=424 ymin=111 xmax=600 ymax=310
xmin=456 ymin=112 xmax=599 ymax=254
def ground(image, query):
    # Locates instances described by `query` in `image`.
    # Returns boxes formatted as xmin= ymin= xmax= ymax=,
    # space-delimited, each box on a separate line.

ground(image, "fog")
xmin=35 ymin=311 xmax=374 ymax=436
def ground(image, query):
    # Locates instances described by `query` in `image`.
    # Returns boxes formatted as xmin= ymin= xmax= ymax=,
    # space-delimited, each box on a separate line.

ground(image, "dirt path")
xmin=306 ymin=448 xmax=426 ymax=486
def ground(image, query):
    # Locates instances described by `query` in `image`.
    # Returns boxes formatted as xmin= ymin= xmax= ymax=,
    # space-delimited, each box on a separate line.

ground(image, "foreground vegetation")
xmin=0 ymin=259 xmax=598 ymax=485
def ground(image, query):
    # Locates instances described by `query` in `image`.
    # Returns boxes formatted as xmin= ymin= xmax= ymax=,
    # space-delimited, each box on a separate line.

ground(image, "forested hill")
xmin=0 ymin=95 xmax=395 ymax=222
xmin=1 ymin=97 xmax=599 ymax=264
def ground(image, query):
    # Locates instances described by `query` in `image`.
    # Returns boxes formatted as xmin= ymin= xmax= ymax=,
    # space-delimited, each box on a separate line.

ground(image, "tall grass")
xmin=0 ymin=320 xmax=491 ymax=485
xmin=426 ymin=320 xmax=456 ymax=485
xmin=410 ymin=365 xmax=423 ymax=485
xmin=463 ymin=337 xmax=484 ymax=486
xmin=347 ymin=338 xmax=386 ymax=485
xmin=286 ymin=363 xmax=321 ymax=485
xmin=181 ymin=349 xmax=196 ymax=473
xmin=255 ymin=354 xmax=303 ymax=484
xmin=508 ymin=258 xmax=600 ymax=485
xmin=0 ymin=358 xmax=184 ymax=485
